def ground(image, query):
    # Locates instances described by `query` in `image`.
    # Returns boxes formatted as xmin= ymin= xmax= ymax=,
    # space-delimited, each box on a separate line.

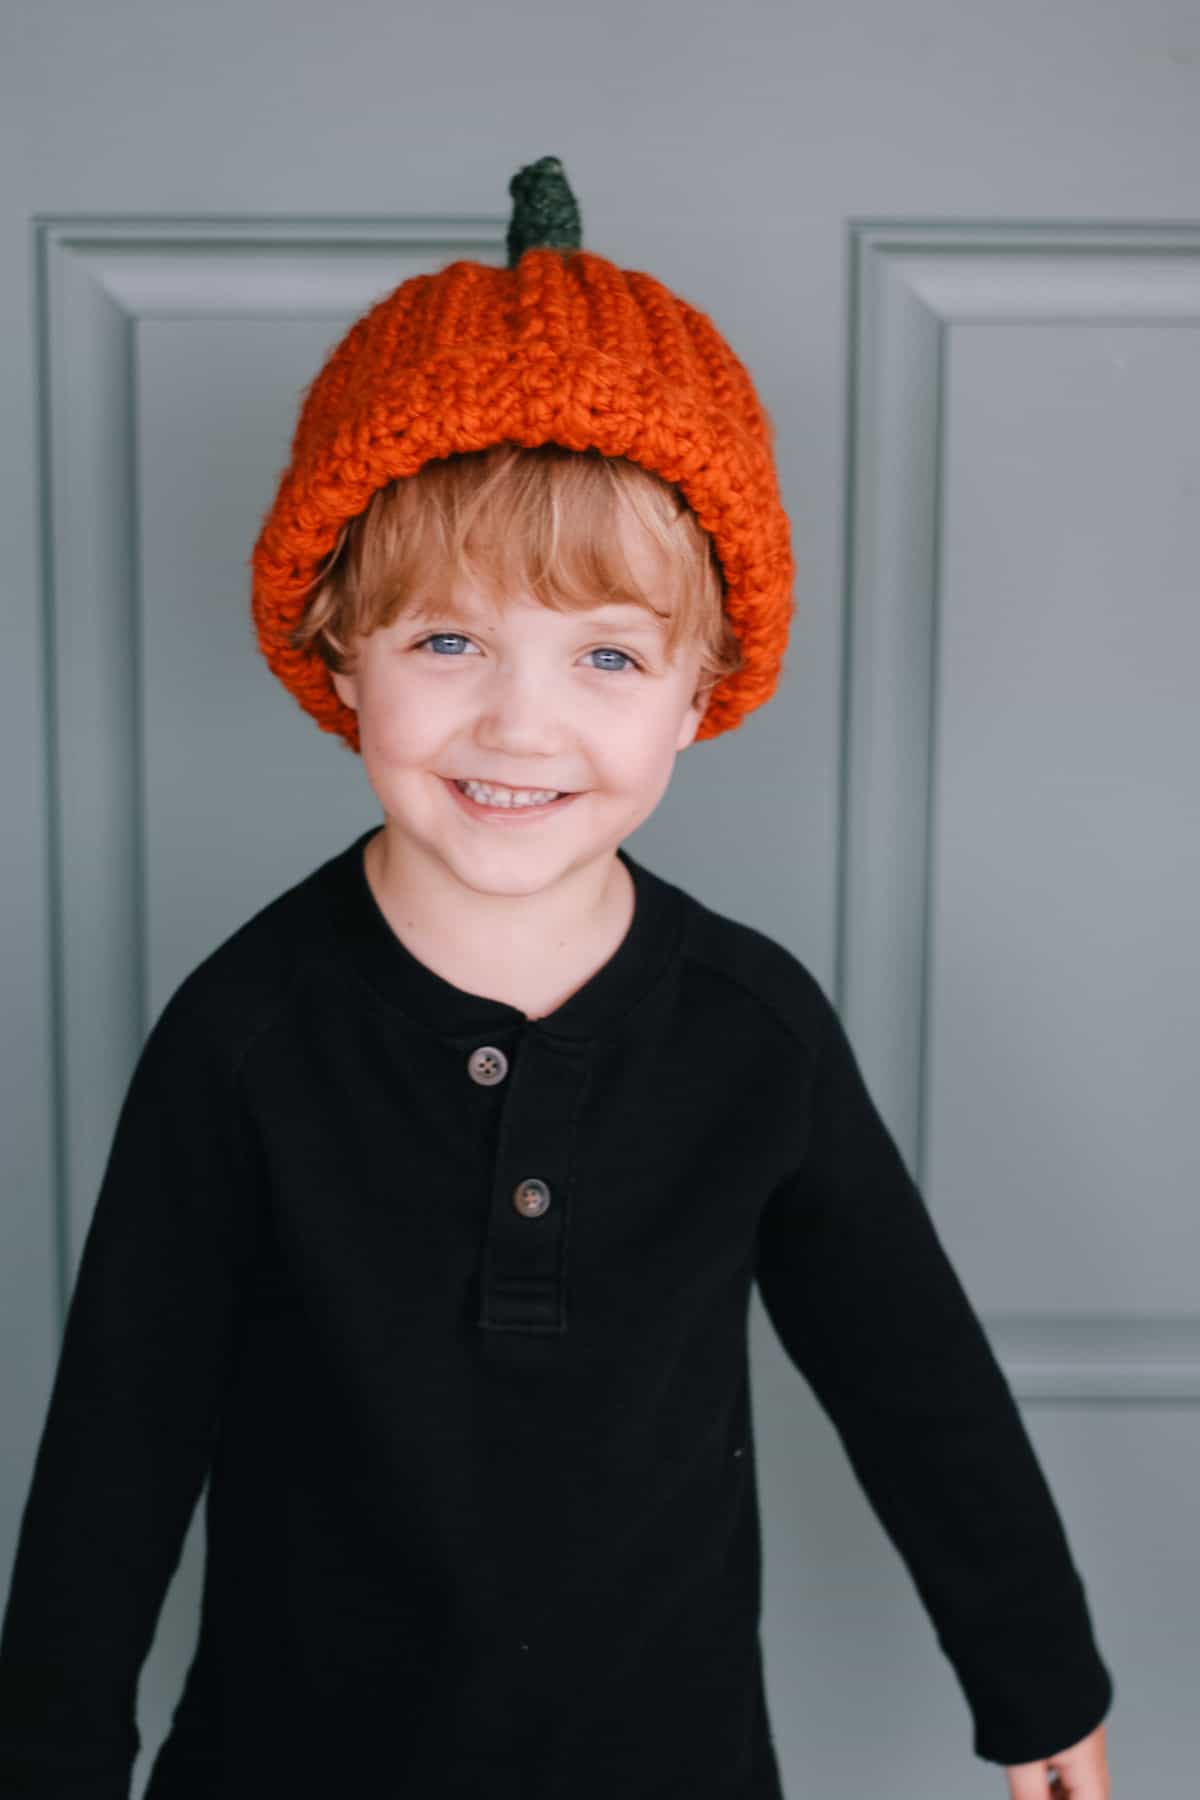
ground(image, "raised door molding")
xmin=841 ymin=222 xmax=1200 ymax=1400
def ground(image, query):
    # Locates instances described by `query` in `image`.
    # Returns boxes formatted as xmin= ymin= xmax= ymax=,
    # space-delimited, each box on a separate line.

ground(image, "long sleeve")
xmin=754 ymin=984 xmax=1114 ymax=1766
xmin=0 ymin=987 xmax=261 ymax=1798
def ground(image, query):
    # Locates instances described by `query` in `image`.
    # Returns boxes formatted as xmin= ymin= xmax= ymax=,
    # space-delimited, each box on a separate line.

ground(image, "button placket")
xmin=478 ymin=1034 xmax=591 ymax=1336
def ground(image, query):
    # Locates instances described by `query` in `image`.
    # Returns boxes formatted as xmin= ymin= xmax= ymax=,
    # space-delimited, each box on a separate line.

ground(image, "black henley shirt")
xmin=0 ymin=825 xmax=1114 ymax=1797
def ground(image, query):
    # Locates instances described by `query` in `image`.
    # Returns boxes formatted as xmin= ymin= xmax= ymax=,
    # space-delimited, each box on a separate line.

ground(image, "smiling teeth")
xmin=458 ymin=779 xmax=564 ymax=808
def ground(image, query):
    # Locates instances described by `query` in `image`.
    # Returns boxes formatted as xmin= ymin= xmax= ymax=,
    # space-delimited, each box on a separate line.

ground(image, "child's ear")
xmin=331 ymin=667 xmax=358 ymax=710
xmin=676 ymin=685 xmax=711 ymax=752
xmin=676 ymin=673 xmax=712 ymax=756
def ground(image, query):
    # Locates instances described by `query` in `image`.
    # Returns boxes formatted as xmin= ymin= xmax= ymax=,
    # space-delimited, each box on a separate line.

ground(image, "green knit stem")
xmin=506 ymin=155 xmax=583 ymax=267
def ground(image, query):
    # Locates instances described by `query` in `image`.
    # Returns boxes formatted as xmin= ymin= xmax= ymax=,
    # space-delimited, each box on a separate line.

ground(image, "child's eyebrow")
xmin=584 ymin=610 xmax=666 ymax=634
xmin=408 ymin=600 xmax=668 ymax=634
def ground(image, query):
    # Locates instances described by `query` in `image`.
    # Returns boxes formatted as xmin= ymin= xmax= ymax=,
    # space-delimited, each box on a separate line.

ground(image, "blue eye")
xmin=585 ymin=647 xmax=642 ymax=673
xmin=418 ymin=633 xmax=472 ymax=656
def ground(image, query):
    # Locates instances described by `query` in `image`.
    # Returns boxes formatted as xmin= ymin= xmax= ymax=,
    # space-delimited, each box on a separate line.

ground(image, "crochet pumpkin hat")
xmin=250 ymin=155 xmax=795 ymax=750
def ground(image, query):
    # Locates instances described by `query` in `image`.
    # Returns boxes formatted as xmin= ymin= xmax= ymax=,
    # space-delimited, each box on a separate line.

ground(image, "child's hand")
xmin=1004 ymin=1720 xmax=1110 ymax=1797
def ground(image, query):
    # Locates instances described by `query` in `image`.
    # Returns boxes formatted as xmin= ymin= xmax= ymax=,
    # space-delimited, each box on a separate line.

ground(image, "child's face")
xmin=330 ymin=520 xmax=710 ymax=900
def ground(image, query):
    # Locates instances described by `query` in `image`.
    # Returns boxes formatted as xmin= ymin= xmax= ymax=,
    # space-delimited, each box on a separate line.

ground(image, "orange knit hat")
xmin=249 ymin=155 xmax=795 ymax=750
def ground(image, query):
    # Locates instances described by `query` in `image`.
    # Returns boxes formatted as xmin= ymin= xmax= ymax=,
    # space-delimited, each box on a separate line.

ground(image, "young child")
xmin=0 ymin=156 xmax=1113 ymax=1799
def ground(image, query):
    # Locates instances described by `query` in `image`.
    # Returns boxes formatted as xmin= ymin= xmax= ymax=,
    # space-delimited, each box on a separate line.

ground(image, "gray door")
xmin=3 ymin=4 xmax=1196 ymax=1792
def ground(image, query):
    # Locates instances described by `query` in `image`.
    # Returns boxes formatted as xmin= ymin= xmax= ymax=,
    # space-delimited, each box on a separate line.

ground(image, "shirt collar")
xmin=313 ymin=824 xmax=684 ymax=1042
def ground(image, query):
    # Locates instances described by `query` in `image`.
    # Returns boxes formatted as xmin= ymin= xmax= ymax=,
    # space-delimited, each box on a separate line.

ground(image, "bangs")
xmin=288 ymin=441 xmax=743 ymax=690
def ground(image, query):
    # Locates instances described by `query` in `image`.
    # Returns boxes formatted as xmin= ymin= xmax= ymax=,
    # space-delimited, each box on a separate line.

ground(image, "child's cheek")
xmin=364 ymin=678 xmax=451 ymax=765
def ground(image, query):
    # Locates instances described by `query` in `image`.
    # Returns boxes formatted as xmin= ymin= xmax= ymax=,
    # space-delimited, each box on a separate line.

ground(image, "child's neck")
xmin=363 ymin=826 xmax=636 ymax=1022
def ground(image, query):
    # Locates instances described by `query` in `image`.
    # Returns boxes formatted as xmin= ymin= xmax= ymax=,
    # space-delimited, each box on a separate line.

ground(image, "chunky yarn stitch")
xmin=250 ymin=155 xmax=795 ymax=750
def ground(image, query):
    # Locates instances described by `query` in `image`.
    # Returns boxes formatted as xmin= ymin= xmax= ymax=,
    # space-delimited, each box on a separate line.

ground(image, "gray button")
xmin=512 ymin=1177 xmax=551 ymax=1218
xmin=467 ymin=1045 xmax=509 ymax=1086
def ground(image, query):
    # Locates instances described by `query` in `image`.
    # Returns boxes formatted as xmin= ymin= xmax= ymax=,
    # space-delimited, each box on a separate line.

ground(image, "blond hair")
xmin=286 ymin=442 xmax=743 ymax=709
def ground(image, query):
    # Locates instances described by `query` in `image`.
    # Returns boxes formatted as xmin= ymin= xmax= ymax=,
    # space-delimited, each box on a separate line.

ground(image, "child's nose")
xmin=473 ymin=670 xmax=574 ymax=739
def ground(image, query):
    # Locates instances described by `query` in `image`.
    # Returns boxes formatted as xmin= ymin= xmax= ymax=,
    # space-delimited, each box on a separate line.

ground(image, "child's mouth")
xmin=444 ymin=777 xmax=581 ymax=823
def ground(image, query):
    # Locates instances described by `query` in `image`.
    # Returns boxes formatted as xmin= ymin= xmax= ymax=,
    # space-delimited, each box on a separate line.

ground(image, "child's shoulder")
xmin=145 ymin=841 xmax=341 ymax=1075
xmin=671 ymin=871 xmax=835 ymax=1064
